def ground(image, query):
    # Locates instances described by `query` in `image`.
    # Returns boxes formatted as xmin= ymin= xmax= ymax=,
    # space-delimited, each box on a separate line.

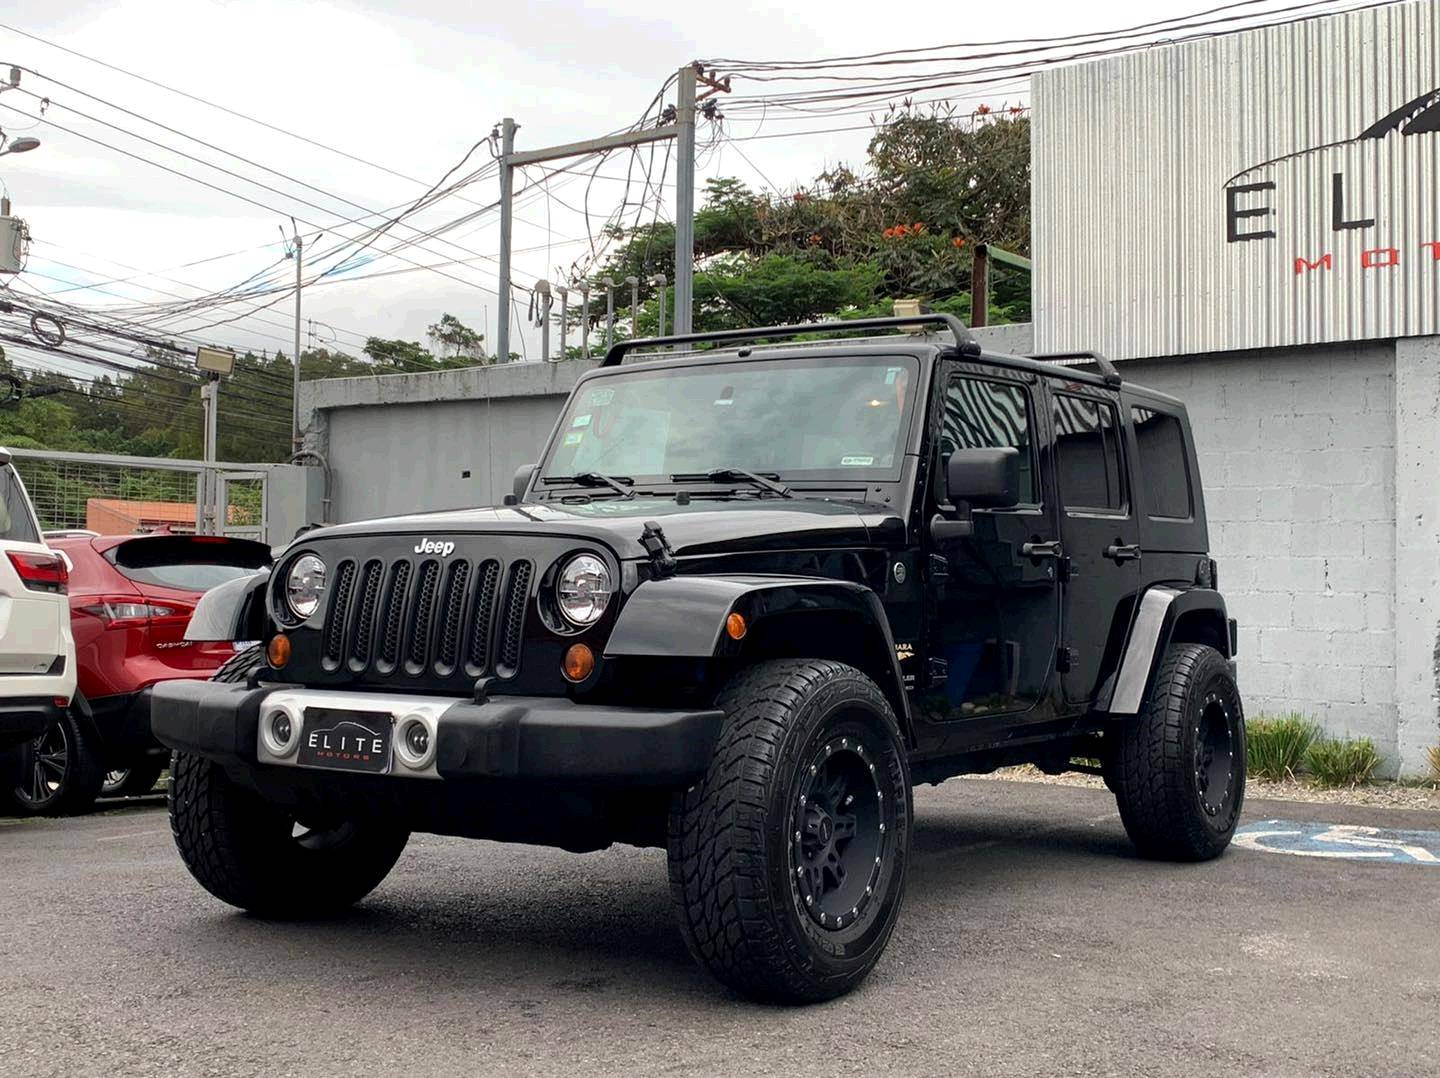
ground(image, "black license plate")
xmin=298 ymin=708 xmax=392 ymax=774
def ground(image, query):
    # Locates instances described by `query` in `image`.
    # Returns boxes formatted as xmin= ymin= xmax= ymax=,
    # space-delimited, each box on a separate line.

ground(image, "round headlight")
xmin=285 ymin=554 xmax=327 ymax=620
xmin=556 ymin=554 xmax=611 ymax=627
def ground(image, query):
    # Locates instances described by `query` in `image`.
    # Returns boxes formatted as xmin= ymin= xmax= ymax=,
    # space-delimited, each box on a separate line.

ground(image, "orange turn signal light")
xmin=725 ymin=612 xmax=748 ymax=641
xmin=267 ymin=634 xmax=292 ymax=668
xmin=563 ymin=643 xmax=595 ymax=683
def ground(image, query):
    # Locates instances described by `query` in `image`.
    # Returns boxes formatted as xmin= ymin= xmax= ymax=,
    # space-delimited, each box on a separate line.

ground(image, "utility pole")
xmin=556 ymin=284 xmax=569 ymax=360
xmin=495 ymin=69 xmax=725 ymax=358
xmin=673 ymin=65 xmax=697 ymax=336
xmin=281 ymin=221 xmax=305 ymax=450
xmin=602 ymin=277 xmax=616 ymax=350
xmin=495 ymin=118 xmax=517 ymax=363
xmin=626 ymin=276 xmax=639 ymax=339
xmin=199 ymin=375 xmax=219 ymax=533
xmin=649 ymin=275 xmax=668 ymax=337
xmin=578 ymin=283 xmax=591 ymax=358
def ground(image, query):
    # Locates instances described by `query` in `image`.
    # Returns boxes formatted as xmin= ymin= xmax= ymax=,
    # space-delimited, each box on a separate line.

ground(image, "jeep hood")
xmin=301 ymin=496 xmax=900 ymax=560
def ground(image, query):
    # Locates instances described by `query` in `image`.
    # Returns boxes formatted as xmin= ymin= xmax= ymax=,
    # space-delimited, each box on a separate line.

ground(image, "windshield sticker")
xmin=712 ymin=398 xmax=734 ymax=407
xmin=885 ymin=367 xmax=902 ymax=384
xmin=563 ymin=431 xmax=584 ymax=447
xmin=571 ymin=413 xmax=592 ymax=428
xmin=586 ymin=388 xmax=615 ymax=407
xmin=841 ymin=455 xmax=875 ymax=466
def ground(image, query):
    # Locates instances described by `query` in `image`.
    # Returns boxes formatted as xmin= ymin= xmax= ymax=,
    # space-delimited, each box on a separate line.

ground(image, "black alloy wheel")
xmin=1195 ymin=690 xmax=1238 ymax=819
xmin=9 ymin=711 xmax=105 ymax=816
xmin=792 ymin=737 xmax=887 ymax=932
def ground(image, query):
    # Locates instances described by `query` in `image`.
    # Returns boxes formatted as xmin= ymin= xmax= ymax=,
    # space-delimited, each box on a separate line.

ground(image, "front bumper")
xmin=0 ymin=696 xmax=65 ymax=749
xmin=149 ymin=679 xmax=725 ymax=786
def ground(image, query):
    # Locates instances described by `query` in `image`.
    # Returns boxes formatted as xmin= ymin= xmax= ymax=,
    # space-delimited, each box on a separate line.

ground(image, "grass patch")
xmin=1304 ymin=736 xmax=1383 ymax=788
xmin=1246 ymin=713 xmax=1319 ymax=782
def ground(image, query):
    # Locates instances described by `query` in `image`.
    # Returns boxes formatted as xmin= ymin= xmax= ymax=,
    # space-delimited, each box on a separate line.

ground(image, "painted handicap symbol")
xmin=1233 ymin=820 xmax=1440 ymax=866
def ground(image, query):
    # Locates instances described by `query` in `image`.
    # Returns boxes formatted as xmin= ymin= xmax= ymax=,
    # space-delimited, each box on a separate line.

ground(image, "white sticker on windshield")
xmin=587 ymin=388 xmax=615 ymax=406
xmin=885 ymin=367 xmax=902 ymax=385
xmin=841 ymin=455 xmax=874 ymax=466
xmin=572 ymin=413 xmax=592 ymax=428
xmin=563 ymin=431 xmax=584 ymax=446
xmin=712 ymin=398 xmax=734 ymax=407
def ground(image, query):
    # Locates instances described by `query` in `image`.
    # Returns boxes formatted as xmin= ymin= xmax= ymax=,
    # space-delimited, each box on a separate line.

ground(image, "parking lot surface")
xmin=2 ymin=779 xmax=1437 ymax=1078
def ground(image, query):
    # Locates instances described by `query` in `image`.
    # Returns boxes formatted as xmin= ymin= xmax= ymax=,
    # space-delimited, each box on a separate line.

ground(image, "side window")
xmin=0 ymin=466 xmax=39 ymax=543
xmin=941 ymin=378 xmax=1037 ymax=505
xmin=1132 ymin=406 xmax=1193 ymax=519
xmin=1053 ymin=394 xmax=1126 ymax=513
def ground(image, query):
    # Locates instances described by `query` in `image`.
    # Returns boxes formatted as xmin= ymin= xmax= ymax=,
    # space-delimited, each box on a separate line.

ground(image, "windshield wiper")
xmin=541 ymin=471 xmax=636 ymax=498
xmin=671 ymin=468 xmax=793 ymax=499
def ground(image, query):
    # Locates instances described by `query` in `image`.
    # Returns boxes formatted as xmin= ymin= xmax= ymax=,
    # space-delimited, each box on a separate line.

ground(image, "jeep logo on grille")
xmin=413 ymin=538 xmax=455 ymax=557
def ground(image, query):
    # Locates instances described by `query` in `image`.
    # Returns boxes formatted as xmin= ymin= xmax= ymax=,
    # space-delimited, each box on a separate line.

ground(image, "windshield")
xmin=540 ymin=355 xmax=918 ymax=485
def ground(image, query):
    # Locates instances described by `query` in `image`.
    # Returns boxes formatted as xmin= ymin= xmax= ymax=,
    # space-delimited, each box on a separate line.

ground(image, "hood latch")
xmin=639 ymin=520 xmax=678 ymax=579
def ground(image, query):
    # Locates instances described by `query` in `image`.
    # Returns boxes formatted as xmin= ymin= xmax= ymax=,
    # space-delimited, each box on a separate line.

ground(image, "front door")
xmin=1047 ymin=386 xmax=1143 ymax=708
xmin=920 ymin=366 xmax=1061 ymax=730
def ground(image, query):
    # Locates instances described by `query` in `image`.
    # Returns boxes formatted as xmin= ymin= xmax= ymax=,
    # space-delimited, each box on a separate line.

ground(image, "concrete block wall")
xmin=1124 ymin=343 xmax=1404 ymax=767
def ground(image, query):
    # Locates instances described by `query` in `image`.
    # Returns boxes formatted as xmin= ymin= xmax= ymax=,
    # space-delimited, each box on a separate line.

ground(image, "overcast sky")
xmin=0 ymin=0 xmax=1268 ymax=372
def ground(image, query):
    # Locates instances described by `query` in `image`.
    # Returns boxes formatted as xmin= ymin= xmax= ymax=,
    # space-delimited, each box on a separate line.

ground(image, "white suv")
xmin=0 ymin=448 xmax=77 ymax=805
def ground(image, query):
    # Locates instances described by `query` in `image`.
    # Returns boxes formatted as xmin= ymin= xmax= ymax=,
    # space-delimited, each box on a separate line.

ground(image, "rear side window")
xmin=941 ymin=378 xmax=1038 ymax=504
xmin=1053 ymin=394 xmax=1126 ymax=513
xmin=106 ymin=537 xmax=270 ymax=593
xmin=0 ymin=466 xmax=40 ymax=543
xmin=1132 ymin=406 xmax=1193 ymax=519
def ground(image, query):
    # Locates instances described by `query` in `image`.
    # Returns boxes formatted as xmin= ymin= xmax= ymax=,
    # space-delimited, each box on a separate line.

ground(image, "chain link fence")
xmin=7 ymin=449 xmax=266 ymax=539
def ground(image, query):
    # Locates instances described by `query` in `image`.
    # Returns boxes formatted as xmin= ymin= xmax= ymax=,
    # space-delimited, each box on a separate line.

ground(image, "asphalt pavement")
xmin=2 ymin=779 xmax=1437 ymax=1078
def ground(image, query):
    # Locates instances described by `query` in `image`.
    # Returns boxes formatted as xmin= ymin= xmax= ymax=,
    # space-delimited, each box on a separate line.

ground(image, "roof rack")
xmin=1028 ymin=350 xmax=1123 ymax=388
xmin=600 ymin=314 xmax=982 ymax=367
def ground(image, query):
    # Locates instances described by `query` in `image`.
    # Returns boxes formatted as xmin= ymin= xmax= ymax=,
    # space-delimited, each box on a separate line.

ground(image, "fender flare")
xmin=604 ymin=574 xmax=913 ymax=738
xmin=184 ymin=568 xmax=271 ymax=643
xmin=1101 ymin=585 xmax=1232 ymax=716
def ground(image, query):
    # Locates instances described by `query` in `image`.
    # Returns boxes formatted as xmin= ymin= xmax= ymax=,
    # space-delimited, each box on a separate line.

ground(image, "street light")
xmin=0 ymin=136 xmax=39 ymax=157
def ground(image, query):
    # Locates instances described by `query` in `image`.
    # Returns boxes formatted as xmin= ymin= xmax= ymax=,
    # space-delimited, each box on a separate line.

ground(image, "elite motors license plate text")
xmin=298 ymin=708 xmax=392 ymax=774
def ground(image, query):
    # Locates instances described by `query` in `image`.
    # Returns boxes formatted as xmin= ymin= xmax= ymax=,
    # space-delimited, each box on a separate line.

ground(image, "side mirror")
xmin=945 ymin=447 xmax=1021 ymax=509
xmin=511 ymin=462 xmax=538 ymax=503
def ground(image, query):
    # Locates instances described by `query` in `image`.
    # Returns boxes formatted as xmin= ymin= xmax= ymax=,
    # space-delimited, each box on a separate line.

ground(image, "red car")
xmin=5 ymin=533 xmax=271 ymax=815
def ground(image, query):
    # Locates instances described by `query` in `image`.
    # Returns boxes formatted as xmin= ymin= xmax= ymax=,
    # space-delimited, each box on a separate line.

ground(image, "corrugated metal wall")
xmin=1033 ymin=0 xmax=1440 ymax=360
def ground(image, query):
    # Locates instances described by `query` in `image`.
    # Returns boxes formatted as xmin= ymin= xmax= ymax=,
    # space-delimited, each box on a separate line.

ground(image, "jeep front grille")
xmin=321 ymin=554 xmax=532 ymax=681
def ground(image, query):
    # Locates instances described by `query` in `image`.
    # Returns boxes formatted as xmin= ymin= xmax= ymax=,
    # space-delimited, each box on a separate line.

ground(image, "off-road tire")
xmin=101 ymin=757 xmax=167 ymax=798
xmin=168 ymin=645 xmax=409 ymax=917
xmin=668 ymin=659 xmax=912 ymax=1004
xmin=8 ymin=709 xmax=106 ymax=816
xmin=1112 ymin=643 xmax=1246 ymax=861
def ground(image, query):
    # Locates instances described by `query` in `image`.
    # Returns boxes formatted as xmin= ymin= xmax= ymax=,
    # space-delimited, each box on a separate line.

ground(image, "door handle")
xmin=1021 ymin=539 xmax=1063 ymax=560
xmin=1104 ymin=543 xmax=1142 ymax=563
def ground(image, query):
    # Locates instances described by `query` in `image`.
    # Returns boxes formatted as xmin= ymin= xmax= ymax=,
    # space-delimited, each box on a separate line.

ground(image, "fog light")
xmin=562 ymin=643 xmax=595 ymax=682
xmin=261 ymin=706 xmax=301 ymax=757
xmin=267 ymin=634 xmax=291 ymax=668
xmin=405 ymin=722 xmax=429 ymax=756
xmin=395 ymin=715 xmax=435 ymax=769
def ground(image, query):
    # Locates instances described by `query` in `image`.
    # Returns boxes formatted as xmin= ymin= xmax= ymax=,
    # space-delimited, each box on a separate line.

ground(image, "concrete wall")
xmin=1122 ymin=343 xmax=1407 ymax=768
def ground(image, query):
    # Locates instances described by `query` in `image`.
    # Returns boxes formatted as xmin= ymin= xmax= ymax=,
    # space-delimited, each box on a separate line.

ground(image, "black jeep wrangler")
xmin=154 ymin=315 xmax=1245 ymax=1004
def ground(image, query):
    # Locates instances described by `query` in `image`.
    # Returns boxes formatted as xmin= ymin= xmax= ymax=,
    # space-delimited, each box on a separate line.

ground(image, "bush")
xmin=1428 ymin=745 xmax=1440 ymax=782
xmin=1246 ymin=713 xmax=1319 ymax=781
xmin=1304 ymin=736 xmax=1383 ymax=788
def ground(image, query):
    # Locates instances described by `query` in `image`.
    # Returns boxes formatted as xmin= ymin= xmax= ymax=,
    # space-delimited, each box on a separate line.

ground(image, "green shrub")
xmin=1246 ymin=713 xmax=1319 ymax=781
xmin=1304 ymin=736 xmax=1383 ymax=788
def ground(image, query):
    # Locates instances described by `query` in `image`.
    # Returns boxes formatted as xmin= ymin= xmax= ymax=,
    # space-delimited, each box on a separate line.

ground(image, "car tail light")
xmin=77 ymin=598 xmax=182 ymax=626
xmin=8 ymin=550 xmax=68 ymax=593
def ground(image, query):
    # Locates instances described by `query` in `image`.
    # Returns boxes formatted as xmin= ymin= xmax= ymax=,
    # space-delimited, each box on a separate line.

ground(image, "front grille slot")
xmin=377 ymin=561 xmax=413 ymax=673
xmin=466 ymin=559 xmax=501 ymax=677
xmin=312 ymin=546 xmax=527 ymax=683
xmin=497 ymin=560 xmax=533 ymax=677
xmin=322 ymin=560 xmax=357 ymax=668
xmin=435 ymin=559 xmax=471 ymax=674
xmin=406 ymin=560 xmax=442 ymax=673
xmin=348 ymin=561 xmax=383 ymax=670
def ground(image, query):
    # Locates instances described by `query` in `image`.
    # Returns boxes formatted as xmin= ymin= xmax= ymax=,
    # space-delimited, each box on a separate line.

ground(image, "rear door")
xmin=1046 ymin=383 xmax=1143 ymax=708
